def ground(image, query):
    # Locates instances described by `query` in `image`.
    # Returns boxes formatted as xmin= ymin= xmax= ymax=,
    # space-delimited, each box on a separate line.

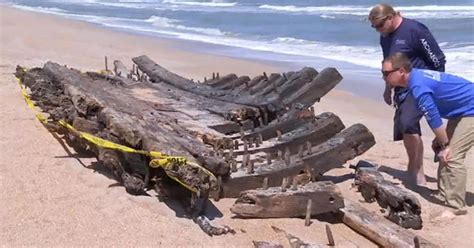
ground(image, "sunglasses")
xmin=371 ymin=17 xmax=389 ymax=29
xmin=381 ymin=67 xmax=399 ymax=77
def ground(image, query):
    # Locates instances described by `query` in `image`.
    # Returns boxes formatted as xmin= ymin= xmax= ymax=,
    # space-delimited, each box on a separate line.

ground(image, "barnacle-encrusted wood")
xmin=16 ymin=56 xmax=374 ymax=203
xmin=353 ymin=160 xmax=423 ymax=230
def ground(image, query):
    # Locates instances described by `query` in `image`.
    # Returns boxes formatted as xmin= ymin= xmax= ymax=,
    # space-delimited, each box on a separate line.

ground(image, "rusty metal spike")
xmin=255 ymin=135 xmax=260 ymax=148
xmin=104 ymin=56 xmax=108 ymax=71
xmin=258 ymin=117 xmax=264 ymax=127
xmin=305 ymin=199 xmax=312 ymax=226
xmin=243 ymin=153 xmax=250 ymax=168
xmin=263 ymin=72 xmax=268 ymax=80
xmin=281 ymin=178 xmax=287 ymax=192
xmin=204 ymin=76 xmax=207 ymax=82
xmin=291 ymin=176 xmax=298 ymax=190
xmin=276 ymin=130 xmax=282 ymax=141
xmin=284 ymin=148 xmax=291 ymax=166
xmin=247 ymin=160 xmax=254 ymax=174
xmin=306 ymin=141 xmax=312 ymax=155
xmin=217 ymin=72 xmax=220 ymax=79
xmin=231 ymin=160 xmax=237 ymax=172
xmin=298 ymin=145 xmax=304 ymax=158
xmin=414 ymin=236 xmax=420 ymax=248
xmin=234 ymin=140 xmax=239 ymax=150
xmin=229 ymin=148 xmax=234 ymax=158
xmin=277 ymin=150 xmax=283 ymax=160
xmin=262 ymin=177 xmax=268 ymax=190
xmin=326 ymin=224 xmax=335 ymax=246
xmin=212 ymin=72 xmax=215 ymax=80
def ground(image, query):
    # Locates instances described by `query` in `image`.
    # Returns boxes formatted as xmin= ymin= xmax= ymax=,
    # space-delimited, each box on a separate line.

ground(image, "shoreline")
xmin=1 ymin=4 xmax=473 ymax=247
xmin=1 ymin=3 xmax=386 ymax=101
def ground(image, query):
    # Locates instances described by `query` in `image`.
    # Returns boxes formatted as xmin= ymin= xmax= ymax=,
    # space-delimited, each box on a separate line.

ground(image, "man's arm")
xmin=416 ymin=26 xmax=446 ymax=71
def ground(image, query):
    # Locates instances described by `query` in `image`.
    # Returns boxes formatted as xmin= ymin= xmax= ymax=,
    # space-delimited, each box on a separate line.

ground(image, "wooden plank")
xmin=341 ymin=199 xmax=438 ymax=248
xmin=230 ymin=181 xmax=343 ymax=218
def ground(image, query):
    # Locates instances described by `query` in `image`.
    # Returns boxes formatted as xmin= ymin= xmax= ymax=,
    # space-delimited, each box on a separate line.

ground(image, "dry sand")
xmin=1 ymin=5 xmax=473 ymax=247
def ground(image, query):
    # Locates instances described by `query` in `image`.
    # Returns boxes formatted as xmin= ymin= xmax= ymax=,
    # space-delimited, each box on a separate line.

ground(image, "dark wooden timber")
xmin=222 ymin=124 xmax=375 ymax=197
xmin=16 ymin=63 xmax=222 ymax=194
xmin=232 ymin=112 xmax=345 ymax=157
xmin=354 ymin=160 xmax=423 ymax=230
xmin=341 ymin=199 xmax=438 ymax=248
xmin=230 ymin=181 xmax=343 ymax=218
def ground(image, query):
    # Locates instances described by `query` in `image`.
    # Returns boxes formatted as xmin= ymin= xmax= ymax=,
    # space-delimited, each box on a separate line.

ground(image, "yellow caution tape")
xmin=17 ymin=68 xmax=216 ymax=193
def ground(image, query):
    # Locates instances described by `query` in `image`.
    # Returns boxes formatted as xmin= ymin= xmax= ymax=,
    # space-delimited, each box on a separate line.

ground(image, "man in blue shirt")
xmin=369 ymin=3 xmax=446 ymax=185
xmin=383 ymin=52 xmax=473 ymax=215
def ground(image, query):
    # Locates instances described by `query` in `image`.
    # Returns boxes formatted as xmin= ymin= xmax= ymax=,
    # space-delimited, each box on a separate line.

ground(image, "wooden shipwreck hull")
xmin=16 ymin=55 xmax=375 ymax=202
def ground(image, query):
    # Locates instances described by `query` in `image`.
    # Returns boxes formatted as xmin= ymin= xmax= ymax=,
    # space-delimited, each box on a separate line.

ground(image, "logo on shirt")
xmin=395 ymin=39 xmax=406 ymax=45
xmin=420 ymin=39 xmax=441 ymax=68
xmin=422 ymin=70 xmax=441 ymax=81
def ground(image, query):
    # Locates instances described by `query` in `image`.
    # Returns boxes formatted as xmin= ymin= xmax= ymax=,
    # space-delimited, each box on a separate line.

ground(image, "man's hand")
xmin=383 ymin=88 xmax=393 ymax=106
xmin=437 ymin=146 xmax=450 ymax=163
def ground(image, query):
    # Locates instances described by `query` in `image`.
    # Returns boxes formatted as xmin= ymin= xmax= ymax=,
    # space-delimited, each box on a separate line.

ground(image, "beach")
xmin=1 ymin=5 xmax=473 ymax=247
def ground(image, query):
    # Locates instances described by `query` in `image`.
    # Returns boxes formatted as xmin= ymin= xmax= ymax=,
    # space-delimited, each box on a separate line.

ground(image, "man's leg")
xmin=397 ymin=94 xmax=425 ymax=185
xmin=403 ymin=134 xmax=425 ymax=185
xmin=438 ymin=117 xmax=474 ymax=212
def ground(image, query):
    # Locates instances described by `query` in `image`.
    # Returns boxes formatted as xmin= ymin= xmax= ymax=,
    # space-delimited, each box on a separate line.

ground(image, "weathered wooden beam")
xmin=232 ymin=112 xmax=345 ymax=157
xmin=353 ymin=160 xmax=423 ymax=229
xmin=230 ymin=181 xmax=343 ymax=218
xmin=340 ymin=199 xmax=438 ymax=248
xmin=222 ymin=124 xmax=375 ymax=197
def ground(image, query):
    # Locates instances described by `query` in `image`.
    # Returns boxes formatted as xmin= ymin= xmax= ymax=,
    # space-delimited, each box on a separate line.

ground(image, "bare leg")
xmin=403 ymin=134 xmax=426 ymax=185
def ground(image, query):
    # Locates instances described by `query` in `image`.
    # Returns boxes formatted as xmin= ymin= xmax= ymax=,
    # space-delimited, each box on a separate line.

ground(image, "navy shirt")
xmin=409 ymin=69 xmax=474 ymax=129
xmin=381 ymin=18 xmax=446 ymax=103
xmin=381 ymin=18 xmax=446 ymax=71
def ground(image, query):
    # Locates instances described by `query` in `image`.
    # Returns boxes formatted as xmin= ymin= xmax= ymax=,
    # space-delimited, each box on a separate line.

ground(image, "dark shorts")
xmin=393 ymin=92 xmax=423 ymax=141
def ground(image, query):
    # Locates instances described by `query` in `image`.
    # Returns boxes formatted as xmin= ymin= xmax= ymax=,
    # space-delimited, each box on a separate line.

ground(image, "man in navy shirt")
xmin=383 ymin=52 xmax=473 ymax=215
xmin=369 ymin=3 xmax=446 ymax=185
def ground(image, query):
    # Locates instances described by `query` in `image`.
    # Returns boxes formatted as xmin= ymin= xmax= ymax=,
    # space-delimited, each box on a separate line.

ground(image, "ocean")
xmin=2 ymin=0 xmax=474 ymax=97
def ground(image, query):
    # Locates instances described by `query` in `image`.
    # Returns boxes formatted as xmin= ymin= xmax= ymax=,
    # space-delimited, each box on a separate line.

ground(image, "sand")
xmin=1 ymin=5 xmax=473 ymax=247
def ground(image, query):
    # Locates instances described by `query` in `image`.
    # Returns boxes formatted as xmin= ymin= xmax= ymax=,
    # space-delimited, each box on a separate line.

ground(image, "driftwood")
xmin=340 ymin=199 xmax=438 ymax=248
xmin=353 ymin=160 xmax=422 ymax=229
xmin=230 ymin=181 xmax=344 ymax=218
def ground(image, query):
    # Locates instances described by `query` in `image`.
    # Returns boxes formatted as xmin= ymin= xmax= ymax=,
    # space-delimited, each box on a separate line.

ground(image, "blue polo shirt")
xmin=409 ymin=69 xmax=474 ymax=129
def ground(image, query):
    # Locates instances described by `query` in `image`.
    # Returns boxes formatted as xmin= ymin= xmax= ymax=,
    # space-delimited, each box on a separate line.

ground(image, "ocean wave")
xmin=258 ymin=4 xmax=474 ymax=19
xmin=13 ymin=5 xmax=66 ymax=14
xmin=145 ymin=15 xmax=227 ymax=36
xmin=162 ymin=0 xmax=237 ymax=7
